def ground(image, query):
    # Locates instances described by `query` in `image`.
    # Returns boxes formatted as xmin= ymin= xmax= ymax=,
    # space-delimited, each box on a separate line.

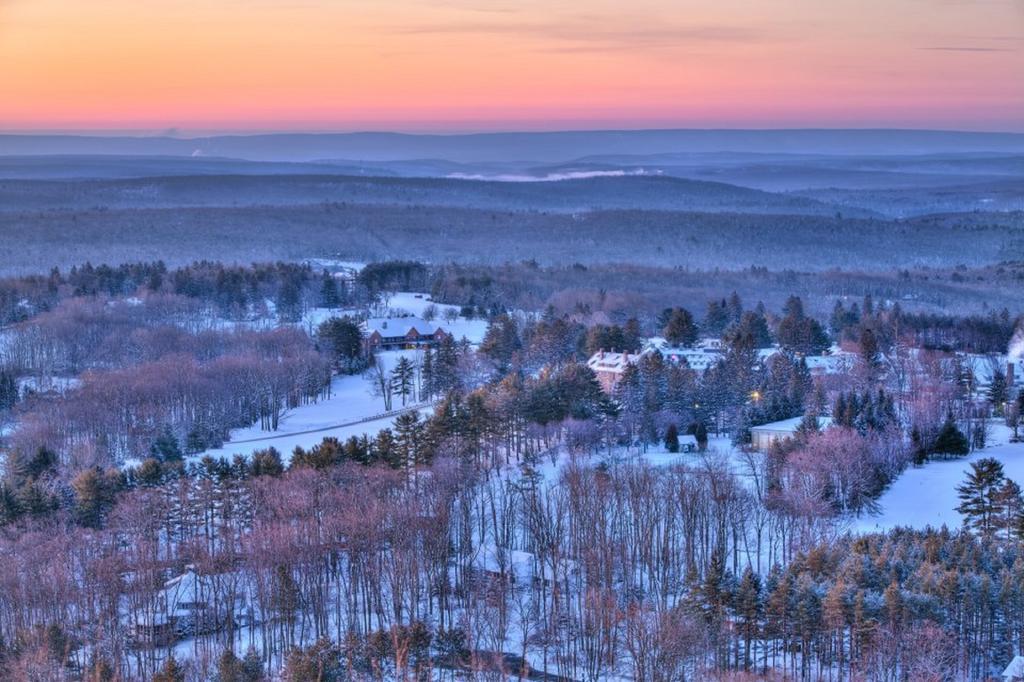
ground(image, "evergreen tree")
xmin=736 ymin=567 xmax=762 ymax=670
xmin=390 ymin=357 xmax=416 ymax=406
xmin=995 ymin=478 xmax=1024 ymax=541
xmin=479 ymin=313 xmax=522 ymax=374
xmin=933 ymin=414 xmax=969 ymax=457
xmin=317 ymin=317 xmax=365 ymax=373
xmin=691 ymin=421 xmax=709 ymax=451
xmin=859 ymin=327 xmax=880 ymax=371
xmin=217 ymin=646 xmax=263 ymax=682
xmin=664 ymin=423 xmax=680 ymax=453
xmin=957 ymin=457 xmax=1007 ymax=535
xmin=663 ymin=307 xmax=699 ymax=347
xmin=71 ymin=467 xmax=121 ymax=528
xmin=0 ymin=369 xmax=17 ymax=411
xmin=420 ymin=347 xmax=435 ymax=400
xmin=150 ymin=425 xmax=183 ymax=462
xmin=989 ymin=367 xmax=1009 ymax=412
xmin=318 ymin=272 xmax=341 ymax=309
xmin=275 ymin=279 xmax=302 ymax=323
xmin=394 ymin=411 xmax=424 ymax=474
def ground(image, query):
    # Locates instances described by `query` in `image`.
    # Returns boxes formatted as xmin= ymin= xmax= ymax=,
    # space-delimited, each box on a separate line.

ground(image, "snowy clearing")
xmin=192 ymin=349 xmax=432 ymax=464
xmin=853 ymin=423 xmax=1024 ymax=533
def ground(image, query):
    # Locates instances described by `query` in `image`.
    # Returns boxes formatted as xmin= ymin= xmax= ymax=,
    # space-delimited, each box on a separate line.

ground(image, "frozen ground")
xmin=192 ymin=291 xmax=486 ymax=465
xmin=192 ymin=349 xmax=432 ymax=465
xmin=853 ymin=423 xmax=1024 ymax=533
xmin=531 ymin=435 xmax=758 ymax=485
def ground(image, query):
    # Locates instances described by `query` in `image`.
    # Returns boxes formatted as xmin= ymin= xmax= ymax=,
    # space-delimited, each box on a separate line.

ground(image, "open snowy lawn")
xmin=195 ymin=407 xmax=433 ymax=465
xmin=191 ymin=349 xmax=431 ymax=464
xmin=531 ymin=435 xmax=759 ymax=485
xmin=854 ymin=423 xmax=1024 ymax=533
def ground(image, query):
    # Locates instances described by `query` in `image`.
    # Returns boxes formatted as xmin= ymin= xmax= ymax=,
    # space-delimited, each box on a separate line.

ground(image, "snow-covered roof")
xmin=750 ymin=415 xmax=834 ymax=434
xmin=645 ymin=339 xmax=722 ymax=371
xmin=1003 ymin=655 xmax=1024 ymax=680
xmin=803 ymin=352 xmax=857 ymax=374
xmin=363 ymin=317 xmax=446 ymax=338
xmin=587 ymin=350 xmax=646 ymax=375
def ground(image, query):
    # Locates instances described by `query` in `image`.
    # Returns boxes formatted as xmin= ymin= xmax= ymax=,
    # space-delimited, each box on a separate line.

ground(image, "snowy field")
xmin=192 ymin=350 xmax=431 ymax=464
xmin=531 ymin=435 xmax=759 ymax=486
xmin=191 ymin=292 xmax=487 ymax=464
xmin=853 ymin=423 xmax=1024 ymax=533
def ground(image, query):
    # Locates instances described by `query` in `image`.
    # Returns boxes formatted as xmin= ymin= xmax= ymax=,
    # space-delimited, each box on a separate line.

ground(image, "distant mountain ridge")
xmin=0 ymin=173 xmax=856 ymax=216
xmin=2 ymin=129 xmax=1022 ymax=163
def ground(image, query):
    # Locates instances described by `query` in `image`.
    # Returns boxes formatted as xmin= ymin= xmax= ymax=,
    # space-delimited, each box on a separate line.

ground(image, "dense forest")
xmin=0 ymin=258 xmax=1022 ymax=679
xmin=0 ymin=183 xmax=1021 ymax=276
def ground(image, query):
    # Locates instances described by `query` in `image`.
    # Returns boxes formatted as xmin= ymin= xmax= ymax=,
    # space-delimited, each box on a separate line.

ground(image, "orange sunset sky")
xmin=1 ymin=0 xmax=1022 ymax=132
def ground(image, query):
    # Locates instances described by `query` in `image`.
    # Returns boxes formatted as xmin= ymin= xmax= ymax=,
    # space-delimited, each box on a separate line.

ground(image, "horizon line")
xmin=3 ymin=125 xmax=1024 ymax=139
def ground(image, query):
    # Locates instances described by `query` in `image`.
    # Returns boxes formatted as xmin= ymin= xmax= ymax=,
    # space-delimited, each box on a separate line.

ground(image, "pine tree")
xmin=736 ymin=567 xmax=762 ymax=670
xmin=663 ymin=307 xmax=699 ymax=347
xmin=823 ymin=579 xmax=849 ymax=674
xmin=664 ymin=423 xmax=680 ymax=453
xmin=479 ymin=313 xmax=522 ymax=374
xmin=995 ymin=478 xmax=1023 ymax=541
xmin=217 ymin=646 xmax=264 ymax=682
xmin=394 ymin=411 xmax=424 ymax=475
xmin=0 ymin=369 xmax=17 ymax=411
xmin=933 ymin=414 xmax=969 ymax=457
xmin=989 ymin=368 xmax=1009 ymax=413
xmin=420 ymin=348 xmax=434 ymax=401
xmin=390 ymin=356 xmax=416 ymax=406
xmin=150 ymin=425 xmax=183 ymax=462
xmin=692 ymin=421 xmax=709 ymax=451
xmin=317 ymin=316 xmax=365 ymax=373
xmin=319 ymin=272 xmax=341 ymax=308
xmin=859 ymin=327 xmax=880 ymax=373
xmin=957 ymin=457 xmax=1006 ymax=535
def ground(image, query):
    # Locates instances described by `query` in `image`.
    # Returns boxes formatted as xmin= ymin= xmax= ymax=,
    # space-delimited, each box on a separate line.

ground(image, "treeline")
xmin=428 ymin=260 xmax=1024 ymax=328
xmin=830 ymin=295 xmax=1017 ymax=354
xmin=0 ymin=260 xmax=367 ymax=325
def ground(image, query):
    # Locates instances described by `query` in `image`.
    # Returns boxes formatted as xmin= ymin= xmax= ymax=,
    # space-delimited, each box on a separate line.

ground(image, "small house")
xmin=678 ymin=434 xmax=699 ymax=453
xmin=750 ymin=415 xmax=833 ymax=452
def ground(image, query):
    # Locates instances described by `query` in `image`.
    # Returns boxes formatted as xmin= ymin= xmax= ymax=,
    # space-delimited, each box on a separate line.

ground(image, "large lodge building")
xmin=362 ymin=317 xmax=450 ymax=353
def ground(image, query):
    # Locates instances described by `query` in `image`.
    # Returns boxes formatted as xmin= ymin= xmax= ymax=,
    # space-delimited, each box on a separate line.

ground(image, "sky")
xmin=0 ymin=0 xmax=1022 ymax=132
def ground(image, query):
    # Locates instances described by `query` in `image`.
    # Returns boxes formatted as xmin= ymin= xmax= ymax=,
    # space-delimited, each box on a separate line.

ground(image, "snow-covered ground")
xmin=192 ymin=349 xmax=433 ymax=465
xmin=192 ymin=292 xmax=487 ymax=465
xmin=530 ymin=435 xmax=757 ymax=486
xmin=377 ymin=292 xmax=489 ymax=344
xmin=853 ymin=423 xmax=1024 ymax=533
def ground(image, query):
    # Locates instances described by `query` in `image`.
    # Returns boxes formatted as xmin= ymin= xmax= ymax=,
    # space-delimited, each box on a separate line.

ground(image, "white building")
xmin=750 ymin=415 xmax=833 ymax=452
xmin=587 ymin=349 xmax=649 ymax=393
